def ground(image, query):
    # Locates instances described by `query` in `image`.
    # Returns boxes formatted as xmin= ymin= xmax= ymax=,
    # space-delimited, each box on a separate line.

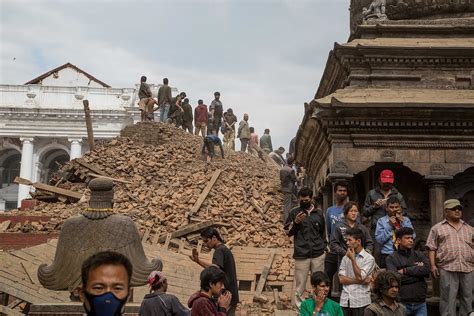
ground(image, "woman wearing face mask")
xmin=299 ymin=271 xmax=343 ymax=316
xmin=79 ymin=251 xmax=132 ymax=316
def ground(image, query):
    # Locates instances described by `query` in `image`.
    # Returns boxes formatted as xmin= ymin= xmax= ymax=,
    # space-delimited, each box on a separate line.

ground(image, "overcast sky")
xmin=1 ymin=0 xmax=350 ymax=150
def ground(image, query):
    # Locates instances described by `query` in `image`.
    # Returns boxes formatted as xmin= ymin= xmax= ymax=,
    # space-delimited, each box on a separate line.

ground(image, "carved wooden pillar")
xmin=425 ymin=175 xmax=452 ymax=227
xmin=321 ymin=185 xmax=331 ymax=214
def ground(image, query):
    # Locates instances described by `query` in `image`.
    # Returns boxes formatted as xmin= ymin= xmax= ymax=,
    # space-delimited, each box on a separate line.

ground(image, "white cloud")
xmin=0 ymin=0 xmax=349 ymax=150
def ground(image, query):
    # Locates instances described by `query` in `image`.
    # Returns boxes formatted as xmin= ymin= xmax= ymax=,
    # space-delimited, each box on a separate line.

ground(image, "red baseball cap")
xmin=380 ymin=169 xmax=394 ymax=184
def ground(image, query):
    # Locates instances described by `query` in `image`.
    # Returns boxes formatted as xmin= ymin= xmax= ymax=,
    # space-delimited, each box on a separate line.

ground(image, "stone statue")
xmin=362 ymin=0 xmax=389 ymax=21
xmin=38 ymin=178 xmax=162 ymax=292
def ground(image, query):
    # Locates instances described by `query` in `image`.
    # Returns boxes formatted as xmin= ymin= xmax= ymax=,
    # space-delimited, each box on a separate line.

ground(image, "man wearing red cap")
xmin=362 ymin=169 xmax=407 ymax=267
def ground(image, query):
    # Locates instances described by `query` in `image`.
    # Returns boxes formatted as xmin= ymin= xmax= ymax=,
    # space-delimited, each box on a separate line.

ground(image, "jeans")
xmin=403 ymin=303 xmax=427 ymax=316
xmin=159 ymin=103 xmax=170 ymax=122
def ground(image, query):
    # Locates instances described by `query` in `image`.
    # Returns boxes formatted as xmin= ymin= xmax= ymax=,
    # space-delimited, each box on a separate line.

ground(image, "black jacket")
xmin=385 ymin=249 xmax=430 ymax=303
xmin=284 ymin=206 xmax=326 ymax=259
xmin=362 ymin=187 xmax=407 ymax=232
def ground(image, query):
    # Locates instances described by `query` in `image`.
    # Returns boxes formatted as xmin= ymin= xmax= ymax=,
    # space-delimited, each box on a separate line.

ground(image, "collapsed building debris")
xmin=7 ymin=123 xmax=292 ymax=249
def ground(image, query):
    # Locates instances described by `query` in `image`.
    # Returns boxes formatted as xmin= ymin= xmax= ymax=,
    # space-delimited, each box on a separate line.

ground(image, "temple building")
xmin=0 ymin=63 xmax=177 ymax=210
xmin=295 ymin=0 xmax=474 ymax=242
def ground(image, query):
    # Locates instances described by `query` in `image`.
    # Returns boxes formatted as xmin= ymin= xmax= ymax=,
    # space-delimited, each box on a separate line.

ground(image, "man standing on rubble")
xmin=138 ymin=76 xmax=155 ymax=122
xmin=190 ymin=227 xmax=239 ymax=316
xmin=259 ymin=129 xmax=273 ymax=154
xmin=237 ymin=113 xmax=250 ymax=152
xmin=280 ymin=156 xmax=297 ymax=223
xmin=157 ymin=78 xmax=173 ymax=123
xmin=168 ymin=92 xmax=186 ymax=126
xmin=209 ymin=92 xmax=223 ymax=136
xmin=285 ymin=187 xmax=326 ymax=310
xmin=194 ymin=100 xmax=208 ymax=137
xmin=222 ymin=108 xmax=237 ymax=151
xmin=248 ymin=127 xmax=259 ymax=156
xmin=181 ymin=98 xmax=193 ymax=133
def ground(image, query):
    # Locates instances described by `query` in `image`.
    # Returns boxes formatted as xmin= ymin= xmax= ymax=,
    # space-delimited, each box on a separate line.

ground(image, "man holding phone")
xmin=375 ymin=196 xmax=415 ymax=268
xmin=362 ymin=169 xmax=407 ymax=267
xmin=284 ymin=187 xmax=326 ymax=309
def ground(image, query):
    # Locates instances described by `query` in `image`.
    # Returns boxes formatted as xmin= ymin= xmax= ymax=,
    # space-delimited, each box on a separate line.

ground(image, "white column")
xmin=69 ymin=138 xmax=83 ymax=160
xmin=0 ymin=199 xmax=5 ymax=212
xmin=0 ymin=167 xmax=4 ymax=187
xmin=17 ymin=137 xmax=34 ymax=207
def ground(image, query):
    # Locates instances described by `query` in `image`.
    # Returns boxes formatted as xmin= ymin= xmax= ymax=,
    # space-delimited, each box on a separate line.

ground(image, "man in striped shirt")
xmin=426 ymin=199 xmax=473 ymax=316
xmin=338 ymin=228 xmax=376 ymax=316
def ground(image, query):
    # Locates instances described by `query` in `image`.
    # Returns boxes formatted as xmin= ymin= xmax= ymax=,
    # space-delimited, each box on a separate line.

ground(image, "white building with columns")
xmin=0 ymin=63 xmax=177 ymax=210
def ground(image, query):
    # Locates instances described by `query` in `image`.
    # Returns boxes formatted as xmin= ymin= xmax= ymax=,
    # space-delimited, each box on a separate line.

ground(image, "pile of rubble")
xmin=7 ymin=123 xmax=292 ymax=249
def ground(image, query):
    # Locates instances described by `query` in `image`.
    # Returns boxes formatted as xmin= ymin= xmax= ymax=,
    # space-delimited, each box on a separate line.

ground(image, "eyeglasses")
xmin=448 ymin=207 xmax=462 ymax=212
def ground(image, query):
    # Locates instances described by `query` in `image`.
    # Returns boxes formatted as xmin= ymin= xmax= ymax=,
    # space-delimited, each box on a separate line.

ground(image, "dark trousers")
xmin=342 ymin=306 xmax=367 ymax=316
xmin=324 ymin=252 xmax=339 ymax=300
xmin=373 ymin=240 xmax=383 ymax=267
xmin=380 ymin=253 xmax=389 ymax=269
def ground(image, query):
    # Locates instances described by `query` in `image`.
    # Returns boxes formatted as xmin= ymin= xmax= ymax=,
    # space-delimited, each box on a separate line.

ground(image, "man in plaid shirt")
xmin=426 ymin=199 xmax=473 ymax=316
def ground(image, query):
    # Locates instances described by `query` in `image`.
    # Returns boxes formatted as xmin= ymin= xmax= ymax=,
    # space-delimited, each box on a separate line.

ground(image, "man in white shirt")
xmin=339 ymin=227 xmax=375 ymax=316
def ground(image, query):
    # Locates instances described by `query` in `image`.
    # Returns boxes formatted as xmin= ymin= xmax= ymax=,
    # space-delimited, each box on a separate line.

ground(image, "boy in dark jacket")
xmin=187 ymin=266 xmax=232 ymax=316
xmin=386 ymin=227 xmax=430 ymax=316
xmin=139 ymin=271 xmax=189 ymax=316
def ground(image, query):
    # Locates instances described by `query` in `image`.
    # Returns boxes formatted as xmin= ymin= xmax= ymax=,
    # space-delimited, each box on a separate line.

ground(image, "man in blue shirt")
xmin=202 ymin=135 xmax=224 ymax=162
xmin=324 ymin=181 xmax=348 ymax=299
xmin=375 ymin=196 xmax=415 ymax=268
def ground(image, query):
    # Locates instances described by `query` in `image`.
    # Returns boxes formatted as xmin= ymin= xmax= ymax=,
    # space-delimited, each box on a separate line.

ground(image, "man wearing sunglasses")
xmin=426 ymin=199 xmax=473 ymax=316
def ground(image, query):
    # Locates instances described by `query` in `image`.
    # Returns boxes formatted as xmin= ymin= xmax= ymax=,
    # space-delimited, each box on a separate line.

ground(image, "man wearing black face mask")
xmin=79 ymin=251 xmax=132 ymax=316
xmin=284 ymin=187 xmax=327 ymax=310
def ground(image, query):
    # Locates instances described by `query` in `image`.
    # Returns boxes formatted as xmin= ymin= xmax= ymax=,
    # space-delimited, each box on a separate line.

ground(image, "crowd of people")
xmin=74 ymin=170 xmax=472 ymax=316
xmin=70 ymin=75 xmax=473 ymax=316
xmin=138 ymin=76 xmax=288 ymax=163
xmin=282 ymin=169 xmax=473 ymax=316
